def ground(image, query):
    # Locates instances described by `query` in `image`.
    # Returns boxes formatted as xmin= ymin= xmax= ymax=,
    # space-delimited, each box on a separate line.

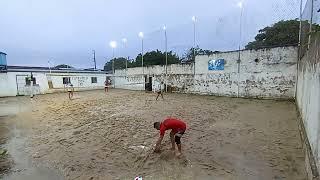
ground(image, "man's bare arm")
xmin=154 ymin=135 xmax=164 ymax=152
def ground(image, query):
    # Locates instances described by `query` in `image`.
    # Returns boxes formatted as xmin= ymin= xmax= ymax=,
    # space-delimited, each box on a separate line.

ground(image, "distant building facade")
xmin=0 ymin=65 xmax=111 ymax=97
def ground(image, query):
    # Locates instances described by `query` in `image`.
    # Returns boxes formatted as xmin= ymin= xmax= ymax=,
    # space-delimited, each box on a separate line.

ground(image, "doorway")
xmin=145 ymin=75 xmax=152 ymax=91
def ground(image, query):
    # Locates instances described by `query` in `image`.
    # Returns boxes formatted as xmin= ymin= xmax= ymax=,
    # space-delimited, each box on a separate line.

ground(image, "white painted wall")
xmin=194 ymin=46 xmax=298 ymax=98
xmin=48 ymin=73 xmax=107 ymax=90
xmin=114 ymin=75 xmax=145 ymax=90
xmin=0 ymin=72 xmax=17 ymax=96
xmin=114 ymin=64 xmax=193 ymax=91
xmin=114 ymin=46 xmax=297 ymax=99
xmin=296 ymin=36 xmax=320 ymax=175
xmin=115 ymin=64 xmax=193 ymax=76
xmin=0 ymin=72 xmax=49 ymax=96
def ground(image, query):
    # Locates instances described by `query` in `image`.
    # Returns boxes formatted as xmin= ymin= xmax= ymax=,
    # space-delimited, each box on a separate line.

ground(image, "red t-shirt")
xmin=159 ymin=118 xmax=187 ymax=136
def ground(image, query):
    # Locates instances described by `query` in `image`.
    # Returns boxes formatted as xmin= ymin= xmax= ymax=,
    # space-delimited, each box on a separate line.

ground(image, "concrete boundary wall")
xmin=296 ymin=33 xmax=320 ymax=179
xmin=114 ymin=64 xmax=194 ymax=91
xmin=194 ymin=46 xmax=297 ymax=98
xmin=114 ymin=46 xmax=298 ymax=99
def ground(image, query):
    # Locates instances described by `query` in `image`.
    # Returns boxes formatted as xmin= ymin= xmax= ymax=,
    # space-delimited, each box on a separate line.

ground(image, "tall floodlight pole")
xmin=237 ymin=1 xmax=244 ymax=98
xmin=298 ymin=0 xmax=303 ymax=56
xmin=122 ymin=38 xmax=128 ymax=72
xmin=139 ymin=32 xmax=144 ymax=75
xmin=48 ymin=60 xmax=52 ymax=74
xmin=110 ymin=41 xmax=117 ymax=88
xmin=308 ymin=0 xmax=314 ymax=50
xmin=296 ymin=0 xmax=303 ymax=99
xmin=163 ymin=25 xmax=168 ymax=92
xmin=93 ymin=50 xmax=96 ymax=70
xmin=192 ymin=16 xmax=197 ymax=75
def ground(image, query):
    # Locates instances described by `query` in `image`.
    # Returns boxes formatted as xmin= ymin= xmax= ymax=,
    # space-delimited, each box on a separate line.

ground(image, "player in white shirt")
xmin=67 ymin=83 xmax=74 ymax=100
xmin=156 ymin=81 xmax=164 ymax=100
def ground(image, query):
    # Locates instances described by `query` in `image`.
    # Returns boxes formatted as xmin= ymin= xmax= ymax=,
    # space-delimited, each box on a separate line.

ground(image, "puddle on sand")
xmin=0 ymin=98 xmax=64 ymax=180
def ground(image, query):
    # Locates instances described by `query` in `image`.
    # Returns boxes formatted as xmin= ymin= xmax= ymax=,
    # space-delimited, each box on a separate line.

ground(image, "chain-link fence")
xmin=110 ymin=0 xmax=302 ymax=70
xmin=141 ymin=0 xmax=301 ymax=55
xmin=299 ymin=0 xmax=320 ymax=59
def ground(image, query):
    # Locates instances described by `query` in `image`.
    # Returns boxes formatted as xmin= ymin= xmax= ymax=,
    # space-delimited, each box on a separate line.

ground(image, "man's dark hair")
xmin=154 ymin=122 xmax=160 ymax=129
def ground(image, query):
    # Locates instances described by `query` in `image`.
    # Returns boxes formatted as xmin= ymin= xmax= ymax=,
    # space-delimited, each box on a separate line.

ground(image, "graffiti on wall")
xmin=128 ymin=76 xmax=143 ymax=83
xmin=71 ymin=76 xmax=89 ymax=87
xmin=208 ymin=59 xmax=224 ymax=70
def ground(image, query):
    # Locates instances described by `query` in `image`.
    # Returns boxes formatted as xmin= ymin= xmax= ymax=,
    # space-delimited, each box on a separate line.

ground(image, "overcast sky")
xmin=0 ymin=0 xmax=301 ymax=69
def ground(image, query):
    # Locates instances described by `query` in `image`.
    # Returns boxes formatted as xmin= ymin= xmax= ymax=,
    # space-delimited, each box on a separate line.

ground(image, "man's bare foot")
xmin=175 ymin=152 xmax=182 ymax=157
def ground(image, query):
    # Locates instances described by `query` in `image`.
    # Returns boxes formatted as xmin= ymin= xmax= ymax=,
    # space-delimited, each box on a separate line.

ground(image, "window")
xmin=63 ymin=77 xmax=71 ymax=84
xmin=91 ymin=77 xmax=97 ymax=83
xmin=25 ymin=77 xmax=36 ymax=85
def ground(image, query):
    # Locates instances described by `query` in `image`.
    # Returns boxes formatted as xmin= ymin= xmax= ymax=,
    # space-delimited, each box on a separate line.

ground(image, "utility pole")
xmin=126 ymin=56 xmax=129 ymax=71
xmin=93 ymin=50 xmax=97 ymax=70
xmin=237 ymin=2 xmax=244 ymax=98
xmin=163 ymin=25 xmax=168 ymax=92
xmin=307 ymin=0 xmax=314 ymax=50
xmin=121 ymin=38 xmax=128 ymax=73
xmin=192 ymin=16 xmax=197 ymax=76
xmin=139 ymin=32 xmax=144 ymax=75
xmin=142 ymin=38 xmax=144 ymax=74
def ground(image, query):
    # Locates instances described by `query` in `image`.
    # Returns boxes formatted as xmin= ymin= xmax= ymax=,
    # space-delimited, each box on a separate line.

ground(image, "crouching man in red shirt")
xmin=153 ymin=118 xmax=187 ymax=157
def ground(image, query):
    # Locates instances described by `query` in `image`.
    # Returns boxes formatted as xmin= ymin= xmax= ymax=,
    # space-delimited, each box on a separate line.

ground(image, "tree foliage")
xmin=103 ymin=48 xmax=217 ymax=71
xmin=182 ymin=46 xmax=215 ymax=63
xmin=132 ymin=50 xmax=180 ymax=67
xmin=54 ymin=64 xmax=74 ymax=69
xmin=103 ymin=57 xmax=128 ymax=71
xmin=245 ymin=20 xmax=300 ymax=49
xmin=104 ymin=50 xmax=180 ymax=71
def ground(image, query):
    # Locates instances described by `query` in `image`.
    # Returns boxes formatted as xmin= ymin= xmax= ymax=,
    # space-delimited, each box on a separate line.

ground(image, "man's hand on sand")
xmin=154 ymin=146 xmax=161 ymax=153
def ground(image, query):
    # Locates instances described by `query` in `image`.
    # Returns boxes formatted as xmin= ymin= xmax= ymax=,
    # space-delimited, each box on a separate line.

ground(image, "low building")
xmin=0 ymin=56 xmax=111 ymax=97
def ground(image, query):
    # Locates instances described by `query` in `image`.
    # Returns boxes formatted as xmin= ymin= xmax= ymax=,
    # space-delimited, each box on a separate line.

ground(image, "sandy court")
xmin=0 ymin=89 xmax=306 ymax=179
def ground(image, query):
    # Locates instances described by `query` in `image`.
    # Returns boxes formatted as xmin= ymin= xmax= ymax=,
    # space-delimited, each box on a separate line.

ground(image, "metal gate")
xmin=16 ymin=75 xmax=28 ymax=96
xmin=16 ymin=75 xmax=40 ymax=96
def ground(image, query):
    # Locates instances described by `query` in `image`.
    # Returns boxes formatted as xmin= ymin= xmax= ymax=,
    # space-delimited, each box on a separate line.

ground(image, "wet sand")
xmin=0 ymin=120 xmax=12 ymax=177
xmin=0 ymin=89 xmax=306 ymax=179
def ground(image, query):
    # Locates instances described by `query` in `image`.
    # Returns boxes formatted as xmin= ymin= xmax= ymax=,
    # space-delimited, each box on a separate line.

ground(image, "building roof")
xmin=0 ymin=52 xmax=7 ymax=55
xmin=7 ymin=65 xmax=108 ymax=74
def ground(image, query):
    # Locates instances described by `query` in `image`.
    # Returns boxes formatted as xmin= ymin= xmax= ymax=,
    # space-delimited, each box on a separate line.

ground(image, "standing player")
xmin=67 ymin=82 xmax=74 ymax=100
xmin=104 ymin=79 xmax=109 ymax=93
xmin=156 ymin=81 xmax=164 ymax=100
xmin=153 ymin=117 xmax=187 ymax=157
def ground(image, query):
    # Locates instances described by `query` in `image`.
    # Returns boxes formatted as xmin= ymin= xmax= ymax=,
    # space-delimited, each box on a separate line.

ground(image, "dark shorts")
xmin=174 ymin=129 xmax=185 ymax=144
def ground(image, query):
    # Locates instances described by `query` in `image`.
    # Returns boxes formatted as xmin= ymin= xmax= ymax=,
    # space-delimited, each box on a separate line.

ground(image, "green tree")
xmin=245 ymin=20 xmax=300 ymax=49
xmin=104 ymin=50 xmax=180 ymax=71
xmin=182 ymin=46 xmax=214 ymax=63
xmin=132 ymin=50 xmax=180 ymax=67
xmin=54 ymin=64 xmax=73 ymax=69
xmin=104 ymin=57 xmax=128 ymax=71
